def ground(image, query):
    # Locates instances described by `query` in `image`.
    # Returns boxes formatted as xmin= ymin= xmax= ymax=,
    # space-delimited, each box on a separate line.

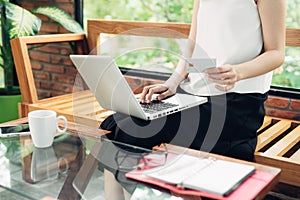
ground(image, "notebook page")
xmin=143 ymin=154 xmax=213 ymax=185
xmin=183 ymin=160 xmax=255 ymax=196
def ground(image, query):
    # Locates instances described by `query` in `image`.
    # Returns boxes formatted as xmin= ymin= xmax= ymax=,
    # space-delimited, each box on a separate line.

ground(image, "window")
xmin=84 ymin=0 xmax=300 ymax=92
xmin=272 ymin=1 xmax=300 ymax=90
xmin=84 ymin=0 xmax=193 ymax=75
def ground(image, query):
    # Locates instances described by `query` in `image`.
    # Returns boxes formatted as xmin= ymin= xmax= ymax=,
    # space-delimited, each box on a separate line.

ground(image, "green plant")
xmin=0 ymin=0 xmax=84 ymax=94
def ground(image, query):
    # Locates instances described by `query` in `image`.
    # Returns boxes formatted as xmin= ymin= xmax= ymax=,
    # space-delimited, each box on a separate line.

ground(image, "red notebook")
xmin=125 ymin=154 xmax=275 ymax=200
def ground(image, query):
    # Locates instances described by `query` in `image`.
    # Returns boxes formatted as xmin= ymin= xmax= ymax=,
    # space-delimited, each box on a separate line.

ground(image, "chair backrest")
xmin=87 ymin=19 xmax=300 ymax=49
xmin=87 ymin=20 xmax=191 ymax=54
xmin=10 ymin=33 xmax=88 ymax=104
xmin=286 ymin=28 xmax=300 ymax=47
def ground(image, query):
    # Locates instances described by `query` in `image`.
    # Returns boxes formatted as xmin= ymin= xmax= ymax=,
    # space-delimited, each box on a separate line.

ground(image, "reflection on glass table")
xmin=31 ymin=146 xmax=68 ymax=183
xmin=0 ymin=119 xmax=281 ymax=200
xmin=0 ymin=133 xmax=81 ymax=200
xmin=73 ymin=136 xmax=172 ymax=200
xmin=0 ymin=128 xmax=175 ymax=200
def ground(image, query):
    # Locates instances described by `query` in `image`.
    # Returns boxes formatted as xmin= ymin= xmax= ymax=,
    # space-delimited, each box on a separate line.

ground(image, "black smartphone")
xmin=0 ymin=123 xmax=30 ymax=137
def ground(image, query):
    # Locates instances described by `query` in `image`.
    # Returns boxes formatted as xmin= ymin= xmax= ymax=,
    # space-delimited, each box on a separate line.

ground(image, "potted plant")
xmin=0 ymin=0 xmax=84 ymax=123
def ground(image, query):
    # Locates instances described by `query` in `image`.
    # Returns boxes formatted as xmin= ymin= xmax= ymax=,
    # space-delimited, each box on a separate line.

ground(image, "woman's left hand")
xmin=204 ymin=64 xmax=239 ymax=92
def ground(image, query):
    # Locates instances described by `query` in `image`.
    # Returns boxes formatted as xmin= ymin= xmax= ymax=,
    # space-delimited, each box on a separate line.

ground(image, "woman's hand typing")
xmin=140 ymin=83 xmax=176 ymax=103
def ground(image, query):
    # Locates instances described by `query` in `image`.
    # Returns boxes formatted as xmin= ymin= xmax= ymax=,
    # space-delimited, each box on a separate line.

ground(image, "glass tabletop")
xmin=0 ymin=131 xmax=177 ymax=200
xmin=0 ymin=120 xmax=280 ymax=200
xmin=0 ymin=133 xmax=80 ymax=199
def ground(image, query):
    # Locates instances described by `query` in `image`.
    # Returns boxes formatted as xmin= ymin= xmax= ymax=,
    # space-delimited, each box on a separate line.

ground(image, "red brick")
xmin=290 ymin=99 xmax=300 ymax=111
xmin=52 ymin=82 xmax=64 ymax=91
xmin=40 ymin=81 xmax=52 ymax=90
xmin=30 ymin=52 xmax=51 ymax=63
xmin=73 ymin=77 xmax=88 ymax=90
xmin=266 ymin=109 xmax=300 ymax=120
xmin=60 ymin=48 xmax=72 ymax=55
xmin=50 ymin=56 xmax=66 ymax=65
xmin=37 ymin=90 xmax=51 ymax=100
xmin=65 ymin=67 xmax=78 ymax=76
xmin=264 ymin=96 xmax=290 ymax=109
xmin=37 ymin=45 xmax=61 ymax=54
xmin=63 ymin=85 xmax=74 ymax=93
xmin=33 ymin=71 xmax=50 ymax=80
xmin=52 ymin=56 xmax=73 ymax=66
xmin=53 ymin=74 xmax=75 ymax=84
xmin=43 ymin=64 xmax=65 ymax=74
xmin=58 ymin=4 xmax=74 ymax=15
xmin=34 ymin=80 xmax=41 ymax=88
xmin=63 ymin=59 xmax=74 ymax=66
xmin=40 ymin=23 xmax=59 ymax=33
xmin=31 ymin=61 xmax=43 ymax=70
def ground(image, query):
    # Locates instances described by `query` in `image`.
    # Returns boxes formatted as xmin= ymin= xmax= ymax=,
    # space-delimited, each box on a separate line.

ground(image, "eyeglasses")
xmin=114 ymin=143 xmax=168 ymax=172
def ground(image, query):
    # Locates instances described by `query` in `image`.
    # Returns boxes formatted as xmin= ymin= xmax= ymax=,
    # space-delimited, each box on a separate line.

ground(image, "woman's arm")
xmin=140 ymin=0 xmax=200 ymax=102
xmin=206 ymin=0 xmax=286 ymax=92
xmin=171 ymin=0 xmax=200 ymax=81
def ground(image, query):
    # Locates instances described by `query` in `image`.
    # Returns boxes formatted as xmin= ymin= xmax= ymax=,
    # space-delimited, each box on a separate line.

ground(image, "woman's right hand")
xmin=140 ymin=83 xmax=177 ymax=103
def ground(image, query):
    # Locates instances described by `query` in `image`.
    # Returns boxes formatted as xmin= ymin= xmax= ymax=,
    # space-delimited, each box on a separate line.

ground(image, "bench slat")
xmin=264 ymin=125 xmax=300 ymax=156
xmin=256 ymin=120 xmax=291 ymax=151
xmin=255 ymin=152 xmax=300 ymax=186
xmin=290 ymin=148 xmax=300 ymax=162
xmin=73 ymin=101 xmax=102 ymax=115
xmin=71 ymin=99 xmax=99 ymax=114
xmin=37 ymin=96 xmax=74 ymax=107
xmin=257 ymin=116 xmax=273 ymax=132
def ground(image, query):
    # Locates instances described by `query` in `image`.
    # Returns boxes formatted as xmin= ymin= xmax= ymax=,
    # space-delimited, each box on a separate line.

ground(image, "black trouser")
xmin=100 ymin=92 xmax=268 ymax=162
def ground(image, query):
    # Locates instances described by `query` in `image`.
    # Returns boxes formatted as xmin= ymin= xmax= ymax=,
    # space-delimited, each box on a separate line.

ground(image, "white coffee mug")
xmin=28 ymin=110 xmax=68 ymax=148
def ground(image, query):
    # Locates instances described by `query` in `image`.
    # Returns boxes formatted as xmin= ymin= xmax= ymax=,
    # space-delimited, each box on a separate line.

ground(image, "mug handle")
xmin=56 ymin=116 xmax=68 ymax=133
xmin=58 ymin=157 xmax=69 ymax=175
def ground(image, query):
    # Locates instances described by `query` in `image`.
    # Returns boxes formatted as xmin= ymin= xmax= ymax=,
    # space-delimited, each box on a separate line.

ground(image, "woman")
xmin=101 ymin=0 xmax=286 ymax=162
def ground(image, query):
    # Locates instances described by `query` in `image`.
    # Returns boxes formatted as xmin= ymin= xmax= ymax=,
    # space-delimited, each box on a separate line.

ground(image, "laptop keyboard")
xmin=140 ymin=100 xmax=179 ymax=114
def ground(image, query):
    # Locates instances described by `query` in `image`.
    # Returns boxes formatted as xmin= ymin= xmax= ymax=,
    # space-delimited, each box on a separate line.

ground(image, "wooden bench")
xmin=11 ymin=19 xmax=300 ymax=187
xmin=255 ymin=116 xmax=300 ymax=187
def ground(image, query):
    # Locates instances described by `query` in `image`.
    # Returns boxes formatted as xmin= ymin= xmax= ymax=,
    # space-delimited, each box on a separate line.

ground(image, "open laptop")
xmin=70 ymin=55 xmax=207 ymax=120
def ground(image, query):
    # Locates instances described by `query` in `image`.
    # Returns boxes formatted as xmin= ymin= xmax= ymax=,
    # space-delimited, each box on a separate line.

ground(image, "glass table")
xmin=0 ymin=118 xmax=281 ymax=200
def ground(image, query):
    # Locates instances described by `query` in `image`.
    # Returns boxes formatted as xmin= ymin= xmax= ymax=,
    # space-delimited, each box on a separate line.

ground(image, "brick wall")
xmin=15 ymin=0 xmax=77 ymax=99
xmin=265 ymin=95 xmax=300 ymax=120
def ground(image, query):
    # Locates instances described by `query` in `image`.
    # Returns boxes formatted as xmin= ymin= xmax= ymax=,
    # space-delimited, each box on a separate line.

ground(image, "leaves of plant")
xmin=31 ymin=6 xmax=84 ymax=33
xmin=5 ymin=2 xmax=41 ymax=39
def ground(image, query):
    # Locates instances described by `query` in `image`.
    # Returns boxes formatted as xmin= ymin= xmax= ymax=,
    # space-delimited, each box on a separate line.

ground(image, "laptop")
xmin=70 ymin=55 xmax=207 ymax=120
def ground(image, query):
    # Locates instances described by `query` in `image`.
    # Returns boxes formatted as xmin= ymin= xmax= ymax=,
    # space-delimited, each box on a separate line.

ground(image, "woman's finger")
xmin=142 ymin=84 xmax=169 ymax=103
xmin=157 ymin=89 xmax=174 ymax=100
xmin=215 ymin=84 xmax=234 ymax=92
xmin=140 ymin=85 xmax=155 ymax=103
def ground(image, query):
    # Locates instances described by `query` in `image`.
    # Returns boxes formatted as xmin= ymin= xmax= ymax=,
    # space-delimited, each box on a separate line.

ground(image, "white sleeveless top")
xmin=180 ymin=0 xmax=273 ymax=96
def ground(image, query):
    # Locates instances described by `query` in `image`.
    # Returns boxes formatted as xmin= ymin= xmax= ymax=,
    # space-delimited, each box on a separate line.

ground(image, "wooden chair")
xmin=254 ymin=28 xmax=300 ymax=187
xmin=11 ymin=20 xmax=300 ymax=187
xmin=10 ymin=33 xmax=114 ymax=127
xmin=10 ymin=20 xmax=182 ymax=126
